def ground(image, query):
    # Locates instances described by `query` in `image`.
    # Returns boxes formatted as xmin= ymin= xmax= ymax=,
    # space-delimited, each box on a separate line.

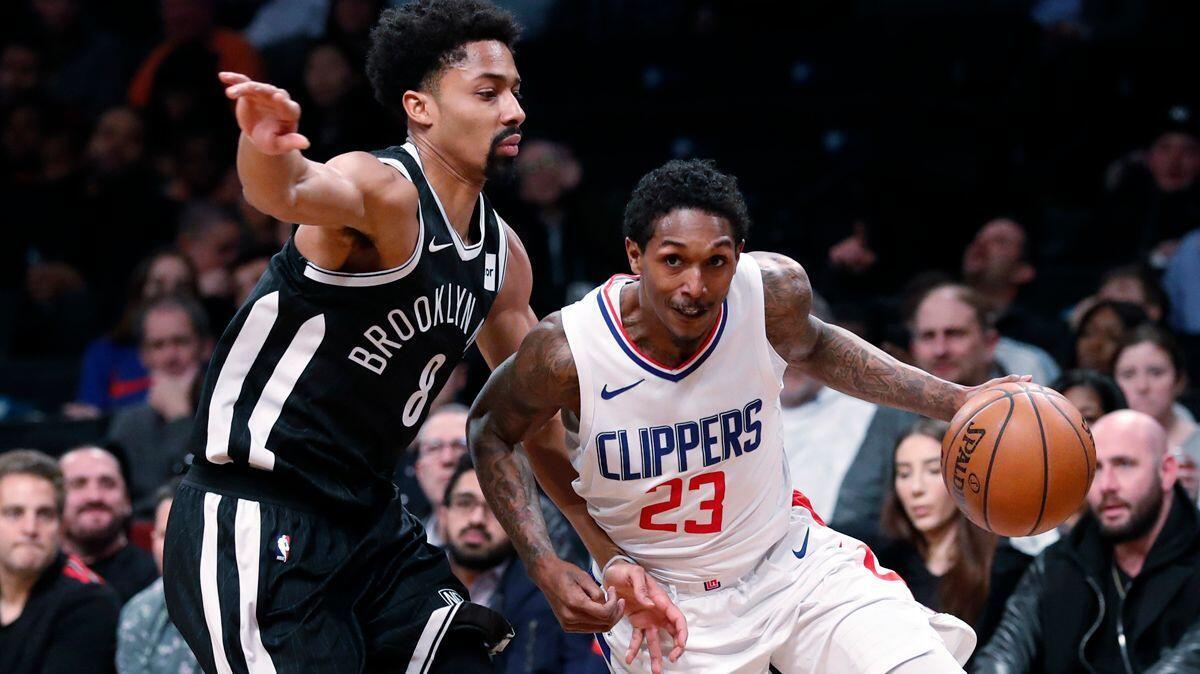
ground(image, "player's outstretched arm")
xmin=220 ymin=72 xmax=405 ymax=231
xmin=469 ymin=316 xmax=624 ymax=631
xmin=753 ymin=251 xmax=1026 ymax=421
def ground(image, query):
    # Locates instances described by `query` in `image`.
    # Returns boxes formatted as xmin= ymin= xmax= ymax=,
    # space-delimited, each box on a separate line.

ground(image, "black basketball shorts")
xmin=163 ymin=479 xmax=513 ymax=674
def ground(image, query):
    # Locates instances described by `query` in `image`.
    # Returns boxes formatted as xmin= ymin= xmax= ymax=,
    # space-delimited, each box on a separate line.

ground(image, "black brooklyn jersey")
xmin=188 ymin=143 xmax=509 ymax=512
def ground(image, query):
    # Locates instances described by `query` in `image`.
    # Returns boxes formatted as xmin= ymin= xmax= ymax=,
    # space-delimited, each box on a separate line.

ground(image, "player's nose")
xmin=501 ymin=92 xmax=525 ymax=127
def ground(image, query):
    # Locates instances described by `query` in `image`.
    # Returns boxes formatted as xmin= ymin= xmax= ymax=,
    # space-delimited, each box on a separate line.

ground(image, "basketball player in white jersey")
xmin=468 ymin=159 xmax=1027 ymax=673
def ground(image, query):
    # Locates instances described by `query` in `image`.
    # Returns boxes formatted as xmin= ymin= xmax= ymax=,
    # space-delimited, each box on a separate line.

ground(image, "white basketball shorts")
xmin=597 ymin=491 xmax=976 ymax=674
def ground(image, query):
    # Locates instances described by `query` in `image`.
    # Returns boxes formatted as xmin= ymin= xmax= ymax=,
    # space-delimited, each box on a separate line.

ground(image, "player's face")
xmin=426 ymin=41 xmax=524 ymax=182
xmin=60 ymin=450 xmax=131 ymax=549
xmin=441 ymin=471 xmax=512 ymax=570
xmin=0 ymin=474 xmax=60 ymax=578
xmin=627 ymin=209 xmax=741 ymax=345
xmin=1063 ymin=385 xmax=1105 ymax=425
xmin=909 ymin=291 xmax=995 ymax=385
xmin=141 ymin=307 xmax=204 ymax=377
xmin=893 ymin=434 xmax=958 ymax=536
xmin=1114 ymin=342 xmax=1182 ymax=421
xmin=1088 ymin=425 xmax=1175 ymax=542
xmin=414 ymin=411 xmax=469 ymax=505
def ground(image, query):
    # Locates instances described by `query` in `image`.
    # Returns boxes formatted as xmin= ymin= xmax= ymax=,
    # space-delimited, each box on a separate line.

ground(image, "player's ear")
xmin=403 ymin=90 xmax=435 ymax=128
xmin=625 ymin=237 xmax=643 ymax=275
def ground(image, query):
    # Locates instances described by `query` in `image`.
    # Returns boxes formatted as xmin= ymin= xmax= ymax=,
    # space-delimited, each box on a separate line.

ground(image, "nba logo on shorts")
xmin=275 ymin=535 xmax=291 ymax=562
xmin=704 ymin=579 xmax=721 ymax=592
xmin=439 ymin=589 xmax=464 ymax=606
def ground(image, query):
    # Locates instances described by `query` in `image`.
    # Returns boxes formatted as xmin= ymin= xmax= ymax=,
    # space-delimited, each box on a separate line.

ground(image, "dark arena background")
xmin=1 ymin=1 xmax=1200 ymax=673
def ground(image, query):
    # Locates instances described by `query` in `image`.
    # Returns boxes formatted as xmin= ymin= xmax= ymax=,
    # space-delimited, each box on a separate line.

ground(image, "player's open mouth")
xmin=673 ymin=306 xmax=707 ymax=320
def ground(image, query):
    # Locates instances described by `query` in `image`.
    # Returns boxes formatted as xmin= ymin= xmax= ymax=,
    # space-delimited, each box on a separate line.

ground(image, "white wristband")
xmin=601 ymin=554 xmax=638 ymax=578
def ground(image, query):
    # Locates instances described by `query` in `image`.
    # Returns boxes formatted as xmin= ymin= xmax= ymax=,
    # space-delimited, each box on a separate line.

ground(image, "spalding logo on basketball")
xmin=941 ymin=382 xmax=1097 ymax=537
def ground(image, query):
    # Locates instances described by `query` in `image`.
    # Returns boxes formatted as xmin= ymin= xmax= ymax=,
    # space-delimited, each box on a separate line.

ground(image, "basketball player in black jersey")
xmin=161 ymin=2 xmax=628 ymax=672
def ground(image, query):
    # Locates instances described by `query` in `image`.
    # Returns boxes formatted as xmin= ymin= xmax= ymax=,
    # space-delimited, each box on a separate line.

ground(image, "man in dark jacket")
xmin=973 ymin=410 xmax=1200 ymax=673
xmin=438 ymin=455 xmax=606 ymax=674
xmin=0 ymin=450 xmax=121 ymax=674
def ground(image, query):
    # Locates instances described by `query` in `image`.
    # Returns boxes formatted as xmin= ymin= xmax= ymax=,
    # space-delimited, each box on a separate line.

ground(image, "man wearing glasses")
xmin=413 ymin=405 xmax=471 ymax=546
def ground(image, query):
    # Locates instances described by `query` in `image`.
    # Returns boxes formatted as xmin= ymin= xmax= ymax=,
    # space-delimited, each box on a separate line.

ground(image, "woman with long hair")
xmin=1112 ymin=323 xmax=1200 ymax=500
xmin=876 ymin=418 xmax=1029 ymax=651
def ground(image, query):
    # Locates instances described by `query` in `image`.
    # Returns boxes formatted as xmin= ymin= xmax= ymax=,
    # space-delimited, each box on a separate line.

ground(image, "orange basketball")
xmin=941 ymin=382 xmax=1096 ymax=537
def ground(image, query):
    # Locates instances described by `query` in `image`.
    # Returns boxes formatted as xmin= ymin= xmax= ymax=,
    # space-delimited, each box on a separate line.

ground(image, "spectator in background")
xmin=21 ymin=0 xmax=125 ymax=115
xmin=257 ymin=0 xmax=386 ymax=92
xmin=506 ymin=139 xmax=591 ymax=315
xmin=1113 ymin=325 xmax=1200 ymax=501
xmin=107 ymin=295 xmax=211 ymax=515
xmin=0 ymin=41 xmax=43 ymax=106
xmin=0 ymin=450 xmax=120 ymax=674
xmin=127 ymin=0 xmax=265 ymax=108
xmin=1164 ymin=227 xmax=1200 ymax=336
xmin=974 ymin=411 xmax=1200 ymax=673
xmin=230 ymin=246 xmax=275 ymax=307
xmin=175 ymin=200 xmax=242 ymax=328
xmin=117 ymin=479 xmax=200 ymax=674
xmin=1052 ymin=369 xmax=1128 ymax=425
xmin=296 ymin=41 xmax=394 ymax=161
xmin=781 ymin=292 xmax=907 ymax=522
xmin=69 ymin=249 xmax=198 ymax=417
xmin=59 ymin=446 xmax=157 ymax=602
xmin=1099 ymin=105 xmax=1200 ymax=268
xmin=1073 ymin=299 xmax=1151 ymax=375
xmin=437 ymin=456 xmax=606 ymax=674
xmin=962 ymin=217 xmax=1065 ymax=356
xmin=875 ymin=419 xmax=1025 ymax=651
xmin=834 ymin=283 xmax=1056 ymax=545
xmin=411 ymin=404 xmax=470 ymax=547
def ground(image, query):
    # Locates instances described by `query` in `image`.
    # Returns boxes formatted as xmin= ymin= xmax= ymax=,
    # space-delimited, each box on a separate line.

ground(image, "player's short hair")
xmin=0 ymin=450 xmax=65 ymax=515
xmin=442 ymin=453 xmax=476 ymax=506
xmin=366 ymin=0 xmax=521 ymax=115
xmin=622 ymin=159 xmax=751 ymax=249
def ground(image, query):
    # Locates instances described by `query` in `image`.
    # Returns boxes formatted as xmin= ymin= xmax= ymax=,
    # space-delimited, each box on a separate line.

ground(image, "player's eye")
xmin=664 ymin=255 xmax=682 ymax=267
xmin=512 ymin=88 xmax=523 ymax=101
xmin=708 ymin=256 xmax=726 ymax=267
xmin=477 ymin=90 xmax=497 ymax=100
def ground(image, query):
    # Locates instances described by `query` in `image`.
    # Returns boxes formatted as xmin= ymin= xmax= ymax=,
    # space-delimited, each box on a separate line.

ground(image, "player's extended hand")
xmin=218 ymin=71 xmax=310 ymax=155
xmin=530 ymin=556 xmax=624 ymax=633
xmin=604 ymin=561 xmax=688 ymax=673
xmin=962 ymin=374 xmax=1033 ymax=405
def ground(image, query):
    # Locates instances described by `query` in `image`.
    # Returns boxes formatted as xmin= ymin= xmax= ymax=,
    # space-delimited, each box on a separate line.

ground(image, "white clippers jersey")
xmin=560 ymin=254 xmax=791 ymax=585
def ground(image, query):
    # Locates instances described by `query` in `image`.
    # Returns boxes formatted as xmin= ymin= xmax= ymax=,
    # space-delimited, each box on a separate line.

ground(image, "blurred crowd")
xmin=2 ymin=0 xmax=1200 ymax=673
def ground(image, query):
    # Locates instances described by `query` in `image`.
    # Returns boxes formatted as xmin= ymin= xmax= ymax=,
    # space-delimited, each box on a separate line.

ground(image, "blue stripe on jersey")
xmin=595 ymin=291 xmax=728 ymax=382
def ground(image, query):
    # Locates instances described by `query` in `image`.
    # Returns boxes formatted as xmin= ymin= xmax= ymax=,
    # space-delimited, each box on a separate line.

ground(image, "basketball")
xmin=941 ymin=382 xmax=1097 ymax=537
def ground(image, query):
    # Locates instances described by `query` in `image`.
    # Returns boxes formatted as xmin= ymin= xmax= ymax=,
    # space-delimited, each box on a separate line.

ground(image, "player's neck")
xmin=409 ymin=135 xmax=484 ymax=242
xmin=620 ymin=282 xmax=714 ymax=368
xmin=1113 ymin=491 xmax=1173 ymax=577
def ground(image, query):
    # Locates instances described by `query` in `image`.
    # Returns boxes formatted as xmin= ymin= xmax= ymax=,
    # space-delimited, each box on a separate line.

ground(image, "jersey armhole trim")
xmin=560 ymin=306 xmax=594 ymax=455
xmin=300 ymin=158 xmax=424 ymax=287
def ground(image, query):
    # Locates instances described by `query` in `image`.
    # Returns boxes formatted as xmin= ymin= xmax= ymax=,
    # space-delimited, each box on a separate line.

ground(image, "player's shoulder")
xmin=747 ymin=251 xmax=811 ymax=310
xmin=517 ymin=312 xmax=574 ymax=369
xmin=327 ymin=150 xmax=418 ymax=205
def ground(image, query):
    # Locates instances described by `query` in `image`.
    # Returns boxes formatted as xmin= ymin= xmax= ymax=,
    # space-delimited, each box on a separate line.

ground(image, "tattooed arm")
xmin=752 ymin=251 xmax=1022 ymax=421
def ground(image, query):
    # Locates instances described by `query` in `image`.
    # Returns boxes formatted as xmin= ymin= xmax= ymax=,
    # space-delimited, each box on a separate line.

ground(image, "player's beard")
xmin=447 ymin=534 xmax=515 ymax=571
xmin=484 ymin=127 xmax=520 ymax=184
xmin=1097 ymin=487 xmax=1165 ymax=544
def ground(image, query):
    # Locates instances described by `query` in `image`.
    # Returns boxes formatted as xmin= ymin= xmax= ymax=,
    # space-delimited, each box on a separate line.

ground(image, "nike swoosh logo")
xmin=428 ymin=238 xmax=455 ymax=253
xmin=792 ymin=529 xmax=810 ymax=559
xmin=600 ymin=379 xmax=645 ymax=400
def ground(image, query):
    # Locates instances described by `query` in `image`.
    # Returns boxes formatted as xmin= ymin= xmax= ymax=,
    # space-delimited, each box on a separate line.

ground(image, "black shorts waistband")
xmin=183 ymin=461 xmax=388 ymax=519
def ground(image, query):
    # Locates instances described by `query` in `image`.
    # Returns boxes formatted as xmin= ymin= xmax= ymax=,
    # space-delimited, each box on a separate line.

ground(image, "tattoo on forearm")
xmin=810 ymin=324 xmax=960 ymax=420
xmin=473 ymin=436 xmax=556 ymax=564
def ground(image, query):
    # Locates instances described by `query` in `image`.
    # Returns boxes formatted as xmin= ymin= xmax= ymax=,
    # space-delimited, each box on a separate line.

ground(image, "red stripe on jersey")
xmin=858 ymin=544 xmax=903 ymax=583
xmin=62 ymin=555 xmax=103 ymax=584
xmin=791 ymin=489 xmax=826 ymax=526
